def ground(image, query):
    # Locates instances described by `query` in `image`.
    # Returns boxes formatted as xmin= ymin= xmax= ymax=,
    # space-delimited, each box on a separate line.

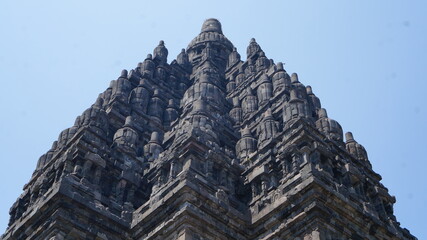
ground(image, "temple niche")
xmin=2 ymin=18 xmax=416 ymax=240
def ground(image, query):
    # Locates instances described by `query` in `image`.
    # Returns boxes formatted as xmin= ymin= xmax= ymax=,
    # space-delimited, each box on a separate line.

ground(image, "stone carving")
xmin=306 ymin=86 xmax=321 ymax=112
xmin=144 ymin=131 xmax=163 ymax=162
xmin=255 ymin=51 xmax=270 ymax=72
xmin=283 ymin=88 xmax=310 ymax=127
xmin=315 ymin=108 xmax=343 ymax=142
xmin=242 ymin=87 xmax=258 ymax=118
xmin=257 ymin=108 xmax=278 ymax=146
xmin=257 ymin=74 xmax=273 ymax=106
xmin=227 ymin=47 xmax=241 ymax=70
xmin=163 ymin=99 xmax=179 ymax=127
xmin=272 ymin=62 xmax=290 ymax=95
xmin=113 ymin=116 xmax=139 ymax=153
xmin=129 ymin=78 xmax=150 ymax=113
xmin=147 ymin=89 xmax=166 ymax=122
xmin=176 ymin=48 xmax=191 ymax=72
xmin=229 ymin=97 xmax=243 ymax=125
xmin=109 ymin=70 xmax=132 ymax=104
xmin=153 ymin=40 xmax=168 ymax=64
xmin=235 ymin=66 xmax=245 ymax=86
xmin=345 ymin=132 xmax=370 ymax=165
xmin=140 ymin=54 xmax=155 ymax=79
xmin=247 ymin=38 xmax=261 ymax=59
xmin=236 ymin=127 xmax=257 ymax=161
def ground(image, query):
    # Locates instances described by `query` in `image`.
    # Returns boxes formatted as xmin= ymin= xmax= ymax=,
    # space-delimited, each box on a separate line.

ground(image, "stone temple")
xmin=2 ymin=19 xmax=416 ymax=240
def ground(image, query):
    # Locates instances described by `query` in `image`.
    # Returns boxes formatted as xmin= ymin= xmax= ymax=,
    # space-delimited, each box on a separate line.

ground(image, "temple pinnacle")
xmin=201 ymin=18 xmax=223 ymax=34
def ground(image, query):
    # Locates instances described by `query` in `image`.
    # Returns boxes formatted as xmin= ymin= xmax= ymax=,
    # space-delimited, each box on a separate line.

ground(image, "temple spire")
xmin=3 ymin=19 xmax=416 ymax=240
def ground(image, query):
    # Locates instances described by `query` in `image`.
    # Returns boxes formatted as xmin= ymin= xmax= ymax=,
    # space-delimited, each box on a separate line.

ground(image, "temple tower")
xmin=2 ymin=19 xmax=416 ymax=240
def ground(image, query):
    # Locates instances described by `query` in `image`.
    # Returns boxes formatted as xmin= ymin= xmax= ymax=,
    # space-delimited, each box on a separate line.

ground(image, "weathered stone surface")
xmin=2 ymin=18 xmax=416 ymax=240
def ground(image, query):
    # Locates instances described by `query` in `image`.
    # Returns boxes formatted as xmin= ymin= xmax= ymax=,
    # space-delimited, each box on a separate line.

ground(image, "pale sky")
xmin=1 ymin=0 xmax=426 ymax=238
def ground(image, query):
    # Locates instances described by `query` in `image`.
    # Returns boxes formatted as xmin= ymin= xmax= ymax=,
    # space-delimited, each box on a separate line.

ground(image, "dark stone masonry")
xmin=2 ymin=19 xmax=416 ymax=240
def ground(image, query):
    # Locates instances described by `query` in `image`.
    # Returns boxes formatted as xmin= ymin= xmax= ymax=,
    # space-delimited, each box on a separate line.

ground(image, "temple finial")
xmin=201 ymin=18 xmax=223 ymax=34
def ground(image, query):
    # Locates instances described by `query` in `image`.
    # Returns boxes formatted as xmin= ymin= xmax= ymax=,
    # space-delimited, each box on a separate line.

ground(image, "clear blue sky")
xmin=1 ymin=0 xmax=426 ymax=238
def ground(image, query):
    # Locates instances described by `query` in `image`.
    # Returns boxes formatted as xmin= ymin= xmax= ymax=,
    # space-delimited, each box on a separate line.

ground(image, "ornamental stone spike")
xmin=345 ymin=131 xmax=355 ymax=142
